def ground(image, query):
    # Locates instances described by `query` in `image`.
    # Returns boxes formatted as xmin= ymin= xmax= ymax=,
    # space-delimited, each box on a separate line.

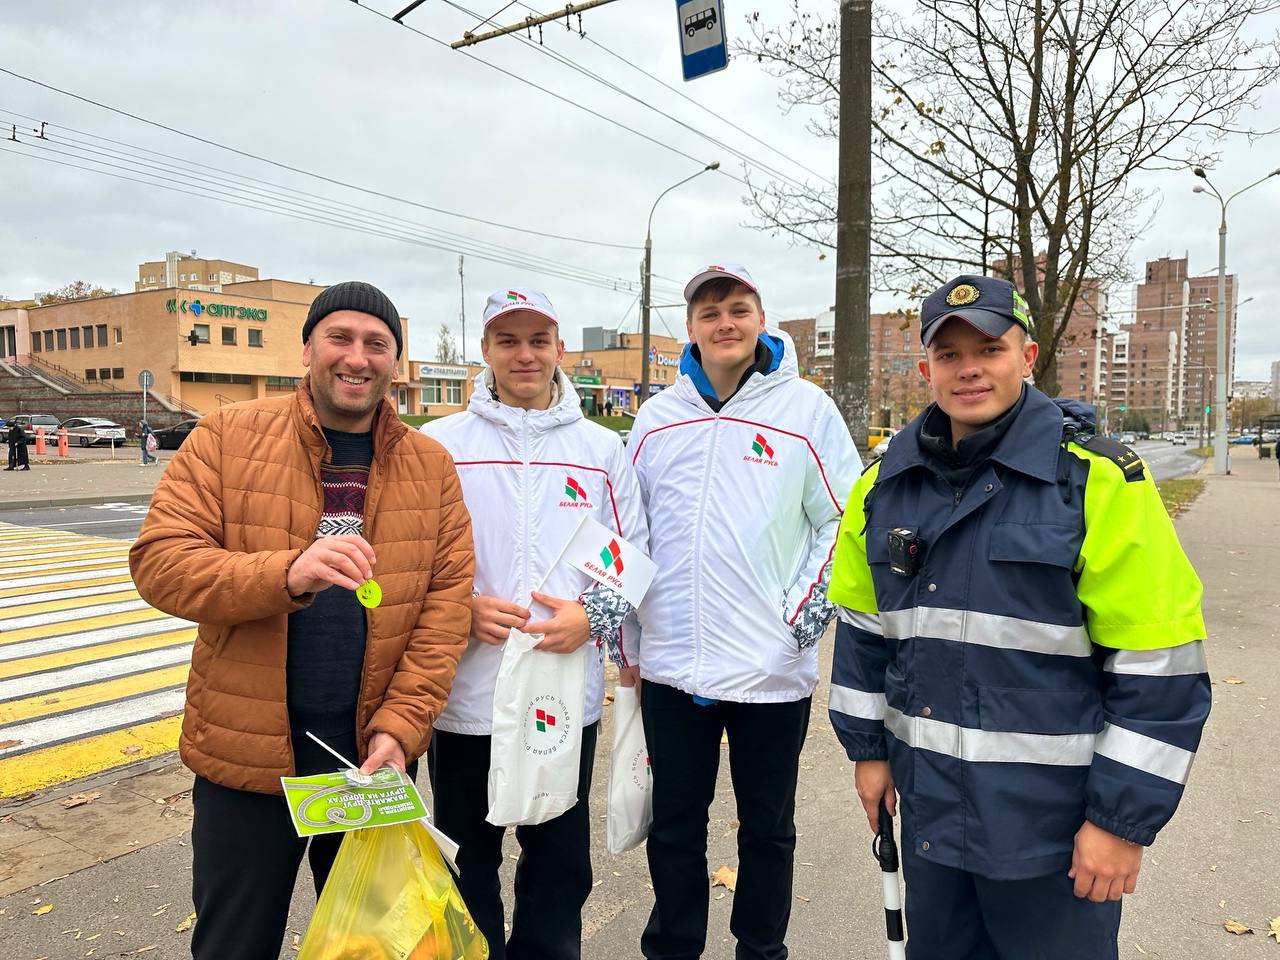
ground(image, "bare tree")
xmin=436 ymin=323 xmax=461 ymax=364
xmin=741 ymin=0 xmax=1280 ymax=393
xmin=37 ymin=280 xmax=118 ymax=305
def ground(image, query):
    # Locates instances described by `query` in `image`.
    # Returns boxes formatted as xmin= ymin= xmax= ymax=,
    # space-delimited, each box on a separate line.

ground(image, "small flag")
xmin=559 ymin=515 xmax=656 ymax=607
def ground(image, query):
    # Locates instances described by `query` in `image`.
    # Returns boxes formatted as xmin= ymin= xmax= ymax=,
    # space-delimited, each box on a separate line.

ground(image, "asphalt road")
xmin=0 ymin=502 xmax=148 ymax=540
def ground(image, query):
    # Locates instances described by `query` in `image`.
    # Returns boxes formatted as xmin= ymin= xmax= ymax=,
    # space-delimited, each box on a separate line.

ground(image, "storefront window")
xmin=445 ymin=380 xmax=462 ymax=405
xmin=422 ymin=380 xmax=442 ymax=404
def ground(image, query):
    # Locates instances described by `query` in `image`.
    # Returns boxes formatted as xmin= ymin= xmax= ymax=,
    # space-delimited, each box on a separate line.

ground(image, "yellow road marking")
xmin=0 ymin=573 xmax=133 ymax=600
xmin=0 ymin=607 xmax=175 ymax=646
xmin=0 ymin=588 xmax=140 ymax=617
xmin=3 ymin=548 xmax=131 ymax=570
xmin=0 ymin=715 xmax=183 ymax=800
xmin=0 ymin=664 xmax=190 ymax=725
xmin=0 ymin=628 xmax=195 ymax=679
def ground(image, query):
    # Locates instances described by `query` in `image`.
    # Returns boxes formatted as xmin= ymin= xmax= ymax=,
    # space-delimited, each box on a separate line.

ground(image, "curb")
xmin=0 ymin=493 xmax=155 ymax=511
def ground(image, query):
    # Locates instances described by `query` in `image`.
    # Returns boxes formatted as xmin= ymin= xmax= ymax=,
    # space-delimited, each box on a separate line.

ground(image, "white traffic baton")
xmin=874 ymin=797 xmax=906 ymax=960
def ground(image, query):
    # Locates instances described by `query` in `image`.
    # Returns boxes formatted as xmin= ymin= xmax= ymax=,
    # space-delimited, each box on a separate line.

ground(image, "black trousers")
xmin=427 ymin=722 xmax=598 ymax=960
xmin=901 ymin=832 xmax=1121 ymax=960
xmin=189 ymin=732 xmax=418 ymax=960
xmin=640 ymin=680 xmax=812 ymax=960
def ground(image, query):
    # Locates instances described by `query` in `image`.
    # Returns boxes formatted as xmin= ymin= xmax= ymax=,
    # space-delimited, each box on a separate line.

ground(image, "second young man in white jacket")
xmin=421 ymin=288 xmax=647 ymax=960
xmin=628 ymin=264 xmax=861 ymax=960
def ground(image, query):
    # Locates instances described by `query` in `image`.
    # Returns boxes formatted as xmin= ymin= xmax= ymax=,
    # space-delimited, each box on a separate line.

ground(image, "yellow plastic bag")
xmin=298 ymin=820 xmax=489 ymax=960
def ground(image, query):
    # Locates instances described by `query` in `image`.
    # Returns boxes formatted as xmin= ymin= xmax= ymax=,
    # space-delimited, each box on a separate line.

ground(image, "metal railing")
xmin=19 ymin=355 xmax=121 ymax=392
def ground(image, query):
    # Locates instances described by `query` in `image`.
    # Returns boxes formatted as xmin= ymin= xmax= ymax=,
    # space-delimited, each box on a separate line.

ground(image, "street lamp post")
xmin=641 ymin=162 xmax=720 ymax=406
xmin=1192 ymin=165 xmax=1280 ymax=474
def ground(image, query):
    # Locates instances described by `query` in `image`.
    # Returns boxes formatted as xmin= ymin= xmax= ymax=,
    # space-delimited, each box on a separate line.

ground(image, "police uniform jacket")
xmin=827 ymin=385 xmax=1210 ymax=880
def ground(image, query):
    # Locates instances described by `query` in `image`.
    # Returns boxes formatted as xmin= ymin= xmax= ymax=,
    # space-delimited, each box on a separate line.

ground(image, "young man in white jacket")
xmin=628 ymin=264 xmax=861 ymax=960
xmin=420 ymin=288 xmax=647 ymax=960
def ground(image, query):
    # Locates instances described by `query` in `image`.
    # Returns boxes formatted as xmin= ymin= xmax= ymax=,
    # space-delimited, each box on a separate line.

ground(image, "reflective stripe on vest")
xmin=879 ymin=607 xmax=1090 ymax=658
xmin=884 ymin=707 xmax=1196 ymax=785
xmin=830 ymin=683 xmax=887 ymax=721
xmin=838 ymin=607 xmax=882 ymax=635
xmin=1094 ymin=723 xmax=1196 ymax=784
xmin=1102 ymin=641 xmax=1207 ymax=677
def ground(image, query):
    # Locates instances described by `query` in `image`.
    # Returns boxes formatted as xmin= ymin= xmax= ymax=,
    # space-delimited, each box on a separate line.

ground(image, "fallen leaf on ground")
xmin=60 ymin=792 xmax=101 ymax=809
xmin=121 ymin=745 xmax=143 ymax=756
xmin=33 ymin=903 xmax=53 ymax=916
xmin=0 ymin=739 xmax=22 ymax=750
xmin=1223 ymin=919 xmax=1253 ymax=935
xmin=1134 ymin=945 xmax=1146 ymax=955
xmin=710 ymin=865 xmax=737 ymax=892
xmin=175 ymin=912 xmax=196 ymax=932
xmin=1223 ymin=676 xmax=1245 ymax=685
xmin=1268 ymin=916 xmax=1280 ymax=943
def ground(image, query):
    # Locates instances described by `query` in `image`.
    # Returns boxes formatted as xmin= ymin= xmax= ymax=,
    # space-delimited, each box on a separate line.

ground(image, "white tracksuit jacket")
xmin=626 ymin=329 xmax=861 ymax=703
xmin=421 ymin=368 xmax=648 ymax=734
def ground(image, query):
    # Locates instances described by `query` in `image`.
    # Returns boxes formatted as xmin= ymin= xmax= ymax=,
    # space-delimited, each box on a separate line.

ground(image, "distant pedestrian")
xmin=139 ymin=419 xmax=156 ymax=466
xmin=605 ymin=398 xmax=614 ymax=418
xmin=5 ymin=423 xmax=30 ymax=471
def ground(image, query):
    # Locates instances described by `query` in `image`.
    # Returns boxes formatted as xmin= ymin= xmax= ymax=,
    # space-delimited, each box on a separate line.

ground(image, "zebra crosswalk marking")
xmin=0 ymin=521 xmax=193 ymax=799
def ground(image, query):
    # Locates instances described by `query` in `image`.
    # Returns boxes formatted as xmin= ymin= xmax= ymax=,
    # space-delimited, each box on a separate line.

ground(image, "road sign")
xmin=137 ymin=369 xmax=154 ymax=390
xmin=677 ymin=0 xmax=727 ymax=82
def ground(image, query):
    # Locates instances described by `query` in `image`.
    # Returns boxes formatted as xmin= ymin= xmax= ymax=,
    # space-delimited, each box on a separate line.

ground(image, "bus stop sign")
xmin=677 ymin=0 xmax=728 ymax=82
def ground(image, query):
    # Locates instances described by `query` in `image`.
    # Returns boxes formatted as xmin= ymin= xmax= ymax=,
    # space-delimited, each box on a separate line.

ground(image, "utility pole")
xmin=640 ymin=246 xmax=652 ymax=404
xmin=458 ymin=255 xmax=466 ymax=364
xmin=833 ymin=0 xmax=872 ymax=454
xmin=639 ymin=162 xmax=720 ymax=408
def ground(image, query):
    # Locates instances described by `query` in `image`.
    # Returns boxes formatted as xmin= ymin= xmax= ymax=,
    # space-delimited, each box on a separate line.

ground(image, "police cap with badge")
xmin=920 ymin=273 xmax=1145 ymax=483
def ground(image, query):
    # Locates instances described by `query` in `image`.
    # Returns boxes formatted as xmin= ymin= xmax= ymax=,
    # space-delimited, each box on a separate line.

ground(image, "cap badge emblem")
xmin=945 ymin=283 xmax=980 ymax=306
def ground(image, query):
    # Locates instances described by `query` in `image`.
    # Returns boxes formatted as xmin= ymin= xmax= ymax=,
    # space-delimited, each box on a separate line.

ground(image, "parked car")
xmin=872 ymin=435 xmax=892 ymax=459
xmin=1120 ymin=432 xmax=1138 ymax=444
xmin=150 ymin=418 xmax=201 ymax=450
xmin=1229 ymin=435 xmax=1256 ymax=445
xmin=7 ymin=414 xmax=62 ymax=443
xmin=60 ymin=417 xmax=126 ymax=447
xmin=1169 ymin=433 xmax=1187 ymax=446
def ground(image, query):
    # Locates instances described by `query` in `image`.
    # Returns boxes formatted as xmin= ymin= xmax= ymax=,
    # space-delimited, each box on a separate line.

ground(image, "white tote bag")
xmin=486 ymin=628 xmax=588 ymax=827
xmin=605 ymin=683 xmax=652 ymax=853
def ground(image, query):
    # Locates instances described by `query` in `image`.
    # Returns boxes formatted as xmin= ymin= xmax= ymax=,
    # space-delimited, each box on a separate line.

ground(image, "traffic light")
xmin=1118 ymin=404 xmax=1126 ymax=412
xmin=1204 ymin=403 xmax=1211 ymax=413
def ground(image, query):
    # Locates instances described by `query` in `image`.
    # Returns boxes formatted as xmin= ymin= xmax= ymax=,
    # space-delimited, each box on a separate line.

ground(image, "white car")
xmin=60 ymin=417 xmax=127 ymax=447
xmin=1169 ymin=433 xmax=1187 ymax=446
xmin=872 ymin=435 xmax=892 ymax=459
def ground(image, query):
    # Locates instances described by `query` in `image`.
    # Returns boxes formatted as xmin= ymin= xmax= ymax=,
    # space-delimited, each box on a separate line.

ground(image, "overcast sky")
xmin=2 ymin=1 xmax=1277 ymax=379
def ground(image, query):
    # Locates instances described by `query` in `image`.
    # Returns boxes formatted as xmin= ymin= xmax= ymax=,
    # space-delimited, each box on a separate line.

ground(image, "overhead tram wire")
xmin=500 ymin=0 xmax=832 ymax=191
xmin=344 ymin=2 xmax=748 ymax=187
xmin=0 ymin=66 xmax=642 ymax=252
xmin=0 ymin=142 xmax=644 ymax=295
xmin=578 ymin=32 xmax=835 ymax=188
xmin=2 ymin=137 xmax=632 ymax=290
xmin=0 ymin=114 xmax=638 ymax=290
xmin=438 ymin=0 xmax=818 ymax=196
xmin=438 ymin=0 xmax=813 ymax=195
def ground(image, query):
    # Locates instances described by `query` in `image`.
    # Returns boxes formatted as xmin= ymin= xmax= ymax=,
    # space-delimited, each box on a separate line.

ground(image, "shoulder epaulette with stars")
xmin=1068 ymin=432 xmax=1146 ymax=483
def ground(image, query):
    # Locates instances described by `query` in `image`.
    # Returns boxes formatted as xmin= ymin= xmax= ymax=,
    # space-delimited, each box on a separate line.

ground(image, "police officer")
xmin=826 ymin=275 xmax=1211 ymax=959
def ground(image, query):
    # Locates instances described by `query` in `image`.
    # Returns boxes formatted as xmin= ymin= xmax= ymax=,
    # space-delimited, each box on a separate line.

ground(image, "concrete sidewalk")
xmin=0 ymin=455 xmax=1276 ymax=958
xmin=0 ymin=455 xmax=166 ymax=509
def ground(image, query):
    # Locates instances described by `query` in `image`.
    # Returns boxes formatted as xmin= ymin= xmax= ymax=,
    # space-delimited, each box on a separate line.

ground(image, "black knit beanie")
xmin=302 ymin=281 xmax=403 ymax=358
